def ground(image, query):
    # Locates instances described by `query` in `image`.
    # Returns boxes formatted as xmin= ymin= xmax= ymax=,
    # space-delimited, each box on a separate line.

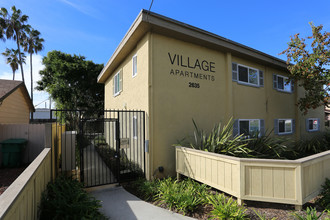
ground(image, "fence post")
xmin=115 ymin=112 xmax=120 ymax=182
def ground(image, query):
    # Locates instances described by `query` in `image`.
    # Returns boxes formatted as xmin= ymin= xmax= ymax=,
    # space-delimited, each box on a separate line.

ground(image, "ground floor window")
xmin=234 ymin=119 xmax=264 ymax=137
xmin=274 ymin=119 xmax=294 ymax=135
xmin=307 ymin=118 xmax=320 ymax=132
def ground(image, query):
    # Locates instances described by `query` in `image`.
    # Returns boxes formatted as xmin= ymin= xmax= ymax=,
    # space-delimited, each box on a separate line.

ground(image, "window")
xmin=113 ymin=70 xmax=122 ymax=96
xmin=233 ymin=119 xmax=265 ymax=137
xmin=133 ymin=116 xmax=138 ymax=139
xmin=232 ymin=63 xmax=263 ymax=87
xmin=275 ymin=119 xmax=294 ymax=135
xmin=132 ymin=55 xmax=137 ymax=77
xmin=273 ymin=74 xmax=293 ymax=93
xmin=306 ymin=118 xmax=320 ymax=132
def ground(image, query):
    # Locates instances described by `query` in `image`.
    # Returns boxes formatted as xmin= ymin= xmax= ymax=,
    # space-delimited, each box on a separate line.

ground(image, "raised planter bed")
xmin=176 ymin=146 xmax=330 ymax=210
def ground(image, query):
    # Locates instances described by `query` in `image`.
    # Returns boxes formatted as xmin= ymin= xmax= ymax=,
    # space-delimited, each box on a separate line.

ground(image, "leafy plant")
xmin=154 ymin=177 xmax=209 ymax=215
xmin=253 ymin=209 xmax=277 ymax=220
xmin=244 ymin=131 xmax=294 ymax=159
xmin=291 ymin=207 xmax=323 ymax=220
xmin=39 ymin=175 xmax=107 ymax=219
xmin=206 ymin=193 xmax=247 ymax=220
xmin=176 ymin=118 xmax=252 ymax=158
xmin=317 ymin=178 xmax=330 ymax=210
xmin=295 ymin=132 xmax=330 ymax=158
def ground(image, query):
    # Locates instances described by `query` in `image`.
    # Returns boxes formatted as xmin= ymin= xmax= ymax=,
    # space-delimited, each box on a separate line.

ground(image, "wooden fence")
xmin=0 ymin=148 xmax=52 ymax=219
xmin=0 ymin=124 xmax=48 ymax=166
xmin=176 ymin=146 xmax=330 ymax=210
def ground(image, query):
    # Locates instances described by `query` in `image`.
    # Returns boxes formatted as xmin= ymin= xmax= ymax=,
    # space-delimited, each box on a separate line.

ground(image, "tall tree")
xmin=2 ymin=48 xmax=26 ymax=80
xmin=0 ymin=6 xmax=29 ymax=82
xmin=281 ymin=22 xmax=330 ymax=113
xmin=22 ymin=26 xmax=44 ymax=105
xmin=37 ymin=50 xmax=104 ymax=114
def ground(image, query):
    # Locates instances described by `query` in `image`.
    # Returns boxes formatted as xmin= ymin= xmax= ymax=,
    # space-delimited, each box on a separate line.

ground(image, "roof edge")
xmin=97 ymin=10 xmax=289 ymax=83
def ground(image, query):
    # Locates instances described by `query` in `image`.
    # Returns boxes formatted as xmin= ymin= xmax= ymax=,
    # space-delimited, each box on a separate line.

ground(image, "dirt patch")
xmin=0 ymin=165 xmax=28 ymax=195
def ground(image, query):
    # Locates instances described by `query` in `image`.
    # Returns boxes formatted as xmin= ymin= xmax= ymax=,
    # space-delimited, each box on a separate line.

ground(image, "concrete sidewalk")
xmin=87 ymin=185 xmax=196 ymax=220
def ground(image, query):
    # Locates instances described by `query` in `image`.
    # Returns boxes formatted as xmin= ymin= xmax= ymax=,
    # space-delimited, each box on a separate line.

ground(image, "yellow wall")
xmin=0 ymin=87 xmax=31 ymax=124
xmin=104 ymin=31 xmax=325 ymax=177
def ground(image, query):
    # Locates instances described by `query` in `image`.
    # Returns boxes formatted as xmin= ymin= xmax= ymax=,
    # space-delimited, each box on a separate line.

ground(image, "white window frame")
xmin=274 ymin=74 xmax=293 ymax=93
xmin=238 ymin=119 xmax=261 ymax=137
xmin=133 ymin=116 xmax=138 ymax=139
xmin=237 ymin=64 xmax=260 ymax=87
xmin=277 ymin=119 xmax=293 ymax=135
xmin=113 ymin=71 xmax=121 ymax=97
xmin=307 ymin=118 xmax=319 ymax=132
xmin=132 ymin=54 xmax=137 ymax=78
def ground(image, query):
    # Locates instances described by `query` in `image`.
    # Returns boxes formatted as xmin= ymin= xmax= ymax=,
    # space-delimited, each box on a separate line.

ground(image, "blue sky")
xmin=1 ymin=0 xmax=330 ymax=107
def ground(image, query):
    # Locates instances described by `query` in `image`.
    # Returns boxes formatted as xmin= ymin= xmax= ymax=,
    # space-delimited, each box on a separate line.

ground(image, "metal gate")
xmin=51 ymin=110 xmax=145 ymax=187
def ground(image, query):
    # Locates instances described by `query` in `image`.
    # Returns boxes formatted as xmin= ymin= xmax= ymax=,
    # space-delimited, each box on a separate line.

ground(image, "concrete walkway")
xmin=87 ymin=185 xmax=196 ymax=220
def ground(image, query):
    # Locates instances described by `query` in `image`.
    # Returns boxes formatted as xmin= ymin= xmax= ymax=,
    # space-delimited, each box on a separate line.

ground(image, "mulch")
xmin=122 ymin=182 xmax=329 ymax=220
xmin=0 ymin=165 xmax=28 ymax=195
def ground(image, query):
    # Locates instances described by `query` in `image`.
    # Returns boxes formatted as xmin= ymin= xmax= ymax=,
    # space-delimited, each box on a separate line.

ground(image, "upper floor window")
xmin=273 ymin=74 xmax=294 ymax=93
xmin=306 ymin=118 xmax=320 ymax=132
xmin=113 ymin=70 xmax=122 ymax=96
xmin=132 ymin=54 xmax=137 ymax=77
xmin=232 ymin=63 xmax=264 ymax=87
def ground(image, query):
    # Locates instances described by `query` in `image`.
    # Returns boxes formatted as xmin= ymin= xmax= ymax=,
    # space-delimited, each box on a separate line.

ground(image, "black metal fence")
xmin=51 ymin=110 xmax=145 ymax=187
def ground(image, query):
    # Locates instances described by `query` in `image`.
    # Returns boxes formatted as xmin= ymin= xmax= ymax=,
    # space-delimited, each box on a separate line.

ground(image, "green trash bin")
xmin=1 ymin=139 xmax=27 ymax=168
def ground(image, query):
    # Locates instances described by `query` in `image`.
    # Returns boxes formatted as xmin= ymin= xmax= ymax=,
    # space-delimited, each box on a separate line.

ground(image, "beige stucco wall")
xmin=103 ymin=31 xmax=325 ymax=178
xmin=151 ymin=33 xmax=228 ymax=176
xmin=104 ymin=33 xmax=150 ymax=177
xmin=0 ymin=87 xmax=30 ymax=124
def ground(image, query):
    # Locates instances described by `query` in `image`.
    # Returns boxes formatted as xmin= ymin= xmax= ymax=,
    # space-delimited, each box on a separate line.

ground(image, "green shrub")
xmin=155 ymin=177 xmax=209 ymax=215
xmin=317 ymin=178 xmax=330 ymax=210
xmin=291 ymin=207 xmax=323 ymax=220
xmin=176 ymin=119 xmax=252 ymax=158
xmin=133 ymin=178 xmax=159 ymax=201
xmin=39 ymin=175 xmax=107 ymax=220
xmin=295 ymin=131 xmax=330 ymax=158
xmin=206 ymin=193 xmax=247 ymax=220
xmin=244 ymin=131 xmax=295 ymax=159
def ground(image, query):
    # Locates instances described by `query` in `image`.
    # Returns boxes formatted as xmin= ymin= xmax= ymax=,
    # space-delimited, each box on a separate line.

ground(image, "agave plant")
xmin=187 ymin=118 xmax=252 ymax=157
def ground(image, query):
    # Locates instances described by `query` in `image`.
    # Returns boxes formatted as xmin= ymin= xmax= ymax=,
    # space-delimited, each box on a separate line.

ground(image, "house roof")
xmin=0 ymin=79 xmax=35 ymax=112
xmin=98 ymin=9 xmax=289 ymax=83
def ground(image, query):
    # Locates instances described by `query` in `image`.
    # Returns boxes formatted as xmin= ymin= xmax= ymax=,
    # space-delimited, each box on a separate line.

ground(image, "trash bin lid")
xmin=0 ymin=138 xmax=28 ymax=144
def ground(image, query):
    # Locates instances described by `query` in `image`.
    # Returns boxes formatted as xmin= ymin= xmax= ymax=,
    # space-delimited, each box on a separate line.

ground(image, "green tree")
xmin=281 ymin=22 xmax=330 ymax=113
xmin=2 ymin=48 xmax=26 ymax=80
xmin=22 ymin=26 xmax=44 ymax=105
xmin=36 ymin=50 xmax=104 ymax=114
xmin=0 ymin=6 xmax=29 ymax=82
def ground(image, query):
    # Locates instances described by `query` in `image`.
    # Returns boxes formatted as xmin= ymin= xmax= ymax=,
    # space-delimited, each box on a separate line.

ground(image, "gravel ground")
xmin=0 ymin=166 xmax=28 ymax=195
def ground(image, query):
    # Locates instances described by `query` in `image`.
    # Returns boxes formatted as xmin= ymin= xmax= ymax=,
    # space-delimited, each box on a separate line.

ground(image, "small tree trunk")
xmin=16 ymin=35 xmax=25 ymax=82
xmin=30 ymin=53 xmax=33 ymax=120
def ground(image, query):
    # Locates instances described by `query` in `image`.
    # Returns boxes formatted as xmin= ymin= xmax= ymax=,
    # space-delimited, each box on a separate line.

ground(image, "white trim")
xmin=132 ymin=54 xmax=137 ymax=78
xmin=237 ymin=64 xmax=260 ymax=87
xmin=113 ymin=71 xmax=121 ymax=97
xmin=277 ymin=118 xmax=293 ymax=135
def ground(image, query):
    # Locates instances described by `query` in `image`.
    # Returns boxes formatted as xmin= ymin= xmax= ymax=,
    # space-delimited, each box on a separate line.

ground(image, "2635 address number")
xmin=188 ymin=82 xmax=200 ymax=88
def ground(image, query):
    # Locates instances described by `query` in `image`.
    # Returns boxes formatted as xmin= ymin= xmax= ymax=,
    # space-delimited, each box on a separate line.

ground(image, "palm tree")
xmin=2 ymin=48 xmax=26 ymax=80
xmin=0 ymin=6 xmax=29 ymax=82
xmin=22 ymin=26 xmax=44 ymax=105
